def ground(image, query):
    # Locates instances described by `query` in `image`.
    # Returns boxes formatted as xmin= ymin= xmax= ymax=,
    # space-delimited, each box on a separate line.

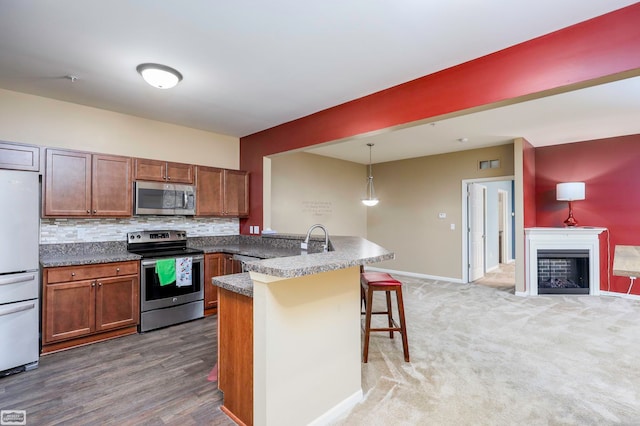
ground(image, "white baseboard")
xmin=365 ymin=266 xmax=464 ymax=284
xmin=486 ymin=264 xmax=500 ymax=273
xmin=515 ymin=291 xmax=528 ymax=297
xmin=308 ymin=389 xmax=363 ymax=426
xmin=599 ymin=290 xmax=640 ymax=301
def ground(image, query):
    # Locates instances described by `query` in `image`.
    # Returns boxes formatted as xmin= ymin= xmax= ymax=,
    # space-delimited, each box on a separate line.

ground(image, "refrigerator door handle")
xmin=0 ymin=273 xmax=36 ymax=286
xmin=0 ymin=302 xmax=35 ymax=317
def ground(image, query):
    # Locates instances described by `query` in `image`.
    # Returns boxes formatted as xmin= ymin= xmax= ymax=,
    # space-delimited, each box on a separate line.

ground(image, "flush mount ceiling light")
xmin=362 ymin=143 xmax=379 ymax=207
xmin=136 ymin=63 xmax=182 ymax=89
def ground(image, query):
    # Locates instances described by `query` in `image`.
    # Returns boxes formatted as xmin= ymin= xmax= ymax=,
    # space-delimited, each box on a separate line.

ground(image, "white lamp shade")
xmin=556 ymin=182 xmax=585 ymax=201
xmin=137 ymin=63 xmax=182 ymax=89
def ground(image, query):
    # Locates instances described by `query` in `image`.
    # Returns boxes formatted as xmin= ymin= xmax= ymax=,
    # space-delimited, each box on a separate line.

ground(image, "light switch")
xmin=438 ymin=212 xmax=446 ymax=219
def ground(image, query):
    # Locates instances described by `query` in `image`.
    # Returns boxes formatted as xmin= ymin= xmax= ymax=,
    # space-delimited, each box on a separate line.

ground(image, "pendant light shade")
xmin=362 ymin=143 xmax=379 ymax=206
xmin=137 ymin=63 xmax=183 ymax=89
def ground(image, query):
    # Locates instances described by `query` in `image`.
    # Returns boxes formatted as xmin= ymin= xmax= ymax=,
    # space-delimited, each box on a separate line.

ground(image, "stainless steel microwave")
xmin=134 ymin=181 xmax=196 ymax=215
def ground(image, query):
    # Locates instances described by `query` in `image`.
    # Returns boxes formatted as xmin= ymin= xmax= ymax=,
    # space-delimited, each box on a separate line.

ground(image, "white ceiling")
xmin=0 ymin=1 xmax=638 ymax=164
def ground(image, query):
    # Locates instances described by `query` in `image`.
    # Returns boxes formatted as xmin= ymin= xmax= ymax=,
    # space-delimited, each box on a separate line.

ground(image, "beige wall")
xmin=0 ymin=88 xmax=239 ymax=169
xmin=369 ymin=143 xmax=515 ymax=280
xmin=270 ymin=152 xmax=367 ymax=237
xmin=252 ymin=267 xmax=362 ymax=425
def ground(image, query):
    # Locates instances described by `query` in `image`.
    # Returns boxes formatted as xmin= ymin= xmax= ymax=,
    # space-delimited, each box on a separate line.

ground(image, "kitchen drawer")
xmin=0 ymin=271 xmax=39 ymax=304
xmin=46 ymin=261 xmax=139 ymax=284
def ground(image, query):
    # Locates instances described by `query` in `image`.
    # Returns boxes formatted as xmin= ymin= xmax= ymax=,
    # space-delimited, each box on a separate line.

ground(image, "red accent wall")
xmin=522 ymin=139 xmax=537 ymax=229
xmin=535 ymin=134 xmax=640 ymax=294
xmin=240 ymin=4 xmax=640 ymax=234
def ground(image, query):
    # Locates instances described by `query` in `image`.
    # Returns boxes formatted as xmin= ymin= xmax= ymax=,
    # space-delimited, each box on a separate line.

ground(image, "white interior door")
xmin=468 ymin=183 xmax=486 ymax=281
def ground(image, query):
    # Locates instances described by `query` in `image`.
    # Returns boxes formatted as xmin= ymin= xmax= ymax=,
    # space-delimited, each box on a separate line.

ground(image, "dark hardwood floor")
xmin=0 ymin=315 xmax=235 ymax=425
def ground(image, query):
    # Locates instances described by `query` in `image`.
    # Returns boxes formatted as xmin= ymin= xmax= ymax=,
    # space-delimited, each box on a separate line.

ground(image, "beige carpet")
xmin=332 ymin=272 xmax=640 ymax=425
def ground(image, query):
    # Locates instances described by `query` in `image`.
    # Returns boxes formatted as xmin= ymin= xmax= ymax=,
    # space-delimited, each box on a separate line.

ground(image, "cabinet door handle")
xmin=167 ymin=176 xmax=171 ymax=181
xmin=92 ymin=210 xmax=97 ymax=214
xmin=91 ymin=281 xmax=96 ymax=287
xmin=71 ymin=272 xmax=76 ymax=277
xmin=116 ymin=268 xmax=120 ymax=273
xmin=87 ymin=210 xmax=91 ymax=213
xmin=98 ymin=282 xmax=102 ymax=286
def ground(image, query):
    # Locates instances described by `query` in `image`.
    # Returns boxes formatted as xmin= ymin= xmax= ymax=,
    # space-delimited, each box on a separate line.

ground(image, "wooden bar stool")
xmin=360 ymin=271 xmax=410 ymax=363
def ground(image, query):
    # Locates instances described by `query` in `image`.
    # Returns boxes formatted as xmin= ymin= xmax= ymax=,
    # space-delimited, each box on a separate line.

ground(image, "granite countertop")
xmin=198 ymin=244 xmax=300 ymax=259
xmin=213 ymin=236 xmax=394 ymax=298
xmin=40 ymin=234 xmax=394 ymax=299
xmin=40 ymin=242 xmax=142 ymax=268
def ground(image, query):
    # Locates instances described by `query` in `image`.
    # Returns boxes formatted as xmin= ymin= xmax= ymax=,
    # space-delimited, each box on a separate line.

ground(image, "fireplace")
xmin=525 ymin=227 xmax=606 ymax=296
xmin=537 ymin=249 xmax=589 ymax=294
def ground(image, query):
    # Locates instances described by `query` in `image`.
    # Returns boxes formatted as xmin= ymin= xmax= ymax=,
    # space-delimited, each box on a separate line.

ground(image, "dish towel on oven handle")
xmin=155 ymin=258 xmax=176 ymax=286
xmin=176 ymin=257 xmax=193 ymax=287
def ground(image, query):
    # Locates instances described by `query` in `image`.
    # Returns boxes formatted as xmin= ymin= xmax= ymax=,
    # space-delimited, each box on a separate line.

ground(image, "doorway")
xmin=462 ymin=177 xmax=515 ymax=284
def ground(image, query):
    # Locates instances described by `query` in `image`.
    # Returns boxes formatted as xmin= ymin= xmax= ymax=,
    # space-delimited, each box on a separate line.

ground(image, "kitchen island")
xmin=213 ymin=236 xmax=393 ymax=426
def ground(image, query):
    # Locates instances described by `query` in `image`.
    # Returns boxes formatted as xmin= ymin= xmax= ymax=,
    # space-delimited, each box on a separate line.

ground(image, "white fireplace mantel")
xmin=525 ymin=227 xmax=607 ymax=296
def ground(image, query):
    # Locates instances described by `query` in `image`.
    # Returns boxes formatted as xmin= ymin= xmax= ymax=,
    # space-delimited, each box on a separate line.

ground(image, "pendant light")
xmin=362 ymin=143 xmax=379 ymax=206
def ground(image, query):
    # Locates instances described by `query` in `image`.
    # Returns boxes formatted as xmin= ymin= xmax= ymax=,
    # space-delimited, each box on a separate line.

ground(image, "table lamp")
xmin=556 ymin=182 xmax=585 ymax=227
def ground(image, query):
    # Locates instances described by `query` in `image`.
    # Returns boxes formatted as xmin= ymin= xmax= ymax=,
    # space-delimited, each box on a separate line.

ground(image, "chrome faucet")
xmin=301 ymin=224 xmax=329 ymax=252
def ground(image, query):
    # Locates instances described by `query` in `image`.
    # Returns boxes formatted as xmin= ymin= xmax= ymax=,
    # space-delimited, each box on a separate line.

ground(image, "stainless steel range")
xmin=127 ymin=230 xmax=204 ymax=332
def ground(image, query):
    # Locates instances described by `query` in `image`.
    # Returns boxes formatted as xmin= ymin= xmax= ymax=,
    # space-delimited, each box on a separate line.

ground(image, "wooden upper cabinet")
xmin=44 ymin=149 xmax=132 ymax=217
xmin=134 ymin=158 xmax=194 ymax=183
xmin=196 ymin=166 xmax=223 ymax=216
xmin=0 ymin=140 xmax=40 ymax=171
xmin=91 ymin=154 xmax=132 ymax=216
xmin=44 ymin=149 xmax=92 ymax=216
xmin=223 ymin=170 xmax=249 ymax=217
xmin=195 ymin=166 xmax=249 ymax=217
xmin=166 ymin=162 xmax=194 ymax=183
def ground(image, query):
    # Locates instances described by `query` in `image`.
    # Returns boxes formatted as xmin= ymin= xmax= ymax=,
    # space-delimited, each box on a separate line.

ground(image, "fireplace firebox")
xmin=537 ymin=249 xmax=589 ymax=294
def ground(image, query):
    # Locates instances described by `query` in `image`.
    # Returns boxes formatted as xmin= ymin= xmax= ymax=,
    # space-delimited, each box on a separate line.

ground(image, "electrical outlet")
xmin=450 ymin=223 xmax=455 ymax=230
xmin=255 ymin=225 xmax=260 ymax=234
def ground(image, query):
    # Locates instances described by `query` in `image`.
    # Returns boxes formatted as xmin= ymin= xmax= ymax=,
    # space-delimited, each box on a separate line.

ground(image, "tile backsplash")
xmin=40 ymin=216 xmax=239 ymax=244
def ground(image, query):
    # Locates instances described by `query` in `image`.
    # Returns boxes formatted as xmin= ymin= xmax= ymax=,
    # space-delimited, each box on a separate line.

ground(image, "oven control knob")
xmin=136 ymin=235 xmax=141 ymax=239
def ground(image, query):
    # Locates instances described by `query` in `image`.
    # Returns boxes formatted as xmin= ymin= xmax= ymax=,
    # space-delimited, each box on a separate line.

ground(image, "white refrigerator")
xmin=0 ymin=169 xmax=40 ymax=375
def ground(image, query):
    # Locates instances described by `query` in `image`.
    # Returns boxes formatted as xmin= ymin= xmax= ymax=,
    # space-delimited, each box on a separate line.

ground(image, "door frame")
xmin=461 ymin=175 xmax=514 ymax=283
xmin=498 ymin=188 xmax=511 ymax=264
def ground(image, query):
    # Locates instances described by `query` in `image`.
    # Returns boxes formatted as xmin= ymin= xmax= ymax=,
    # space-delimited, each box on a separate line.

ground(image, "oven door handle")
xmin=141 ymin=255 xmax=204 ymax=267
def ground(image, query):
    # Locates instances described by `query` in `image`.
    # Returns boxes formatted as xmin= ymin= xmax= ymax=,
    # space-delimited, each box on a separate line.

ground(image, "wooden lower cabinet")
xmin=204 ymin=253 xmax=224 ymax=316
xmin=224 ymin=254 xmax=242 ymax=275
xmin=42 ymin=261 xmax=139 ymax=354
xmin=218 ymin=287 xmax=253 ymax=426
xmin=204 ymin=253 xmax=243 ymax=316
